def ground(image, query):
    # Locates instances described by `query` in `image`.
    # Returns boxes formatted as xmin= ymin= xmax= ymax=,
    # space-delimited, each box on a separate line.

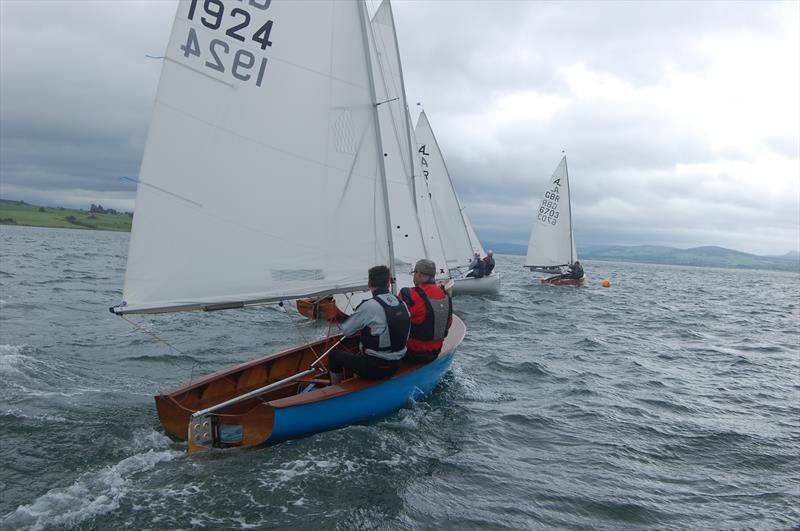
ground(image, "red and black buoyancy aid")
xmin=483 ymin=256 xmax=495 ymax=275
xmin=400 ymin=283 xmax=452 ymax=352
xmin=359 ymin=293 xmax=411 ymax=353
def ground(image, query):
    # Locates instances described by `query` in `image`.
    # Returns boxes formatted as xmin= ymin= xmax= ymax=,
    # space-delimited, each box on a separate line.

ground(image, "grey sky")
xmin=1 ymin=0 xmax=798 ymax=255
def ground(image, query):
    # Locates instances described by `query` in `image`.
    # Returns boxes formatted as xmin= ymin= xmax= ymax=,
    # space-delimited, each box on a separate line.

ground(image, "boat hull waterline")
xmin=155 ymin=315 xmax=466 ymax=453
xmin=540 ymin=274 xmax=586 ymax=286
xmin=452 ymin=273 xmax=501 ymax=295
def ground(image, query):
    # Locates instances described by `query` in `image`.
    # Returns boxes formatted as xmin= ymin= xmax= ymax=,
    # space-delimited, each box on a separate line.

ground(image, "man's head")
xmin=487 ymin=250 xmax=494 ymax=257
xmin=412 ymin=259 xmax=436 ymax=285
xmin=474 ymin=252 xmax=480 ymax=257
xmin=368 ymin=265 xmax=391 ymax=291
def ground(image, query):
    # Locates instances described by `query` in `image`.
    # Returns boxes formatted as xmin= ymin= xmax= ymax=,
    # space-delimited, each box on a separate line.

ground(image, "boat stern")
xmin=187 ymin=404 xmax=276 ymax=454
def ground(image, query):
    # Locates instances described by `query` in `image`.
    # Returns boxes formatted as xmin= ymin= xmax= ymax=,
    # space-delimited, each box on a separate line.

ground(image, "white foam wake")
xmin=2 ymin=408 xmax=68 ymax=423
xmin=0 ymin=344 xmax=33 ymax=377
xmin=0 ymin=344 xmax=105 ymax=400
xmin=3 ymin=433 xmax=181 ymax=531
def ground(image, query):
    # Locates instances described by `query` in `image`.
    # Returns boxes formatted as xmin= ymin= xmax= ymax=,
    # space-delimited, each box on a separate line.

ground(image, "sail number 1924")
xmin=179 ymin=0 xmax=275 ymax=88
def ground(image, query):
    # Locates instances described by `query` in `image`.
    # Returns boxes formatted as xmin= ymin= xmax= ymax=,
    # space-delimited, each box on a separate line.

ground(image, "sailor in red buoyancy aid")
xmin=482 ymin=250 xmax=496 ymax=276
xmin=399 ymin=259 xmax=453 ymax=364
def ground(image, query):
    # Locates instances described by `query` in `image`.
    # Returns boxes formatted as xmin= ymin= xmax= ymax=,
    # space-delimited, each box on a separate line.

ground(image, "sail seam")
xmin=164 ymin=57 xmax=235 ymax=87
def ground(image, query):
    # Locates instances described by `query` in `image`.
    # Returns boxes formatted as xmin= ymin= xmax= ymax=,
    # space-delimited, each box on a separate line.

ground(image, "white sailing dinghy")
xmin=112 ymin=0 xmax=464 ymax=453
xmin=525 ymin=156 xmax=585 ymax=285
xmin=414 ymin=111 xmax=500 ymax=295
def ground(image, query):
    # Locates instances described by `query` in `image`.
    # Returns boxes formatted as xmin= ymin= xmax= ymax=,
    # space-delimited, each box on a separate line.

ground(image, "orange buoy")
xmin=601 ymin=279 xmax=611 ymax=288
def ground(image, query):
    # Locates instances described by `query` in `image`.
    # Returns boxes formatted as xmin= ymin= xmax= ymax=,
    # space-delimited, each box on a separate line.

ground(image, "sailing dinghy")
xmin=525 ymin=156 xmax=585 ymax=286
xmin=414 ymin=111 xmax=500 ymax=295
xmin=112 ymin=0 xmax=464 ymax=453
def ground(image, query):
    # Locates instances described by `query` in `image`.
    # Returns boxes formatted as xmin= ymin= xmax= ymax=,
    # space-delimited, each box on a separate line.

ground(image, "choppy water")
xmin=1 ymin=225 xmax=798 ymax=530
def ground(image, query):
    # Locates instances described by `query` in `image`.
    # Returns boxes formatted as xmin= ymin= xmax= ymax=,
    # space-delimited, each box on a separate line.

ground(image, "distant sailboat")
xmin=525 ymin=156 xmax=585 ymax=286
xmin=112 ymin=0 xmax=464 ymax=453
xmin=414 ymin=111 xmax=500 ymax=295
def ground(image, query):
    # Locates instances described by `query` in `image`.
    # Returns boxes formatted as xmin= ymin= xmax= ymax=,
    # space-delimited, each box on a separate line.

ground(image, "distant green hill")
xmin=579 ymin=244 xmax=799 ymax=272
xmin=0 ymin=199 xmax=132 ymax=232
xmin=483 ymin=241 xmax=799 ymax=272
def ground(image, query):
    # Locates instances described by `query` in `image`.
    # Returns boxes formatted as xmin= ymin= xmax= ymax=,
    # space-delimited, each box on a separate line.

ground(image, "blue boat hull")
xmin=269 ymin=349 xmax=456 ymax=442
xmin=176 ymin=315 xmax=465 ymax=452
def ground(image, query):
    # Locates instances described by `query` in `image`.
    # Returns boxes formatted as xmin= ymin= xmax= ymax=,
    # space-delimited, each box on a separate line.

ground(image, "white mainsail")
xmin=525 ymin=156 xmax=578 ymax=268
xmin=368 ymin=0 xmax=426 ymax=274
xmin=462 ymin=207 xmax=485 ymax=259
xmin=414 ymin=110 xmax=484 ymax=273
xmin=117 ymin=0 xmax=392 ymax=315
xmin=370 ymin=0 xmax=448 ymax=278
xmin=409 ymin=108 xmax=449 ymax=278
xmin=370 ymin=0 xmax=414 ymax=196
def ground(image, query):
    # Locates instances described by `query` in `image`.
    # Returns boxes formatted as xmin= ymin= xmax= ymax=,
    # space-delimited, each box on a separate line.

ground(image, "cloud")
xmin=0 ymin=0 xmax=798 ymax=255
xmin=393 ymin=0 xmax=799 ymax=254
xmin=0 ymin=0 xmax=174 ymax=209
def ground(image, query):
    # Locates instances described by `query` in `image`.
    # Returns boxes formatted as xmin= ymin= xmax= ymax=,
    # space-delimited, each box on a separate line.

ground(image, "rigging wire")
xmin=118 ymin=302 xmax=341 ymax=417
xmin=117 ymin=314 xmax=202 ymax=383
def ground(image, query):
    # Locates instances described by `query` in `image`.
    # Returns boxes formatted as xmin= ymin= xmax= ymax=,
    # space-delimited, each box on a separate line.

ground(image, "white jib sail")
xmin=118 ymin=0 xmax=391 ymax=314
xmin=525 ymin=156 xmax=578 ymax=268
xmin=414 ymin=111 xmax=479 ymax=272
xmin=368 ymin=0 xmax=426 ymax=275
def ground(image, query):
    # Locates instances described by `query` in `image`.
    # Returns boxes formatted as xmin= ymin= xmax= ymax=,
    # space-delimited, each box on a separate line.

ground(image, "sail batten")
xmin=119 ymin=0 xmax=392 ymax=314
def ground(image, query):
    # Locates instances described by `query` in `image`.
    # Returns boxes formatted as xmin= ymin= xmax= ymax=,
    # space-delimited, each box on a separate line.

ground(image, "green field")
xmin=0 ymin=200 xmax=132 ymax=232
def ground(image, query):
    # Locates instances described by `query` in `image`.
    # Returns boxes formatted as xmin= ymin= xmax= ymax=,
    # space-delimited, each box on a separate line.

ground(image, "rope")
xmin=279 ymin=301 xmax=322 ymax=359
xmin=117 ymin=314 xmax=202 ymax=382
xmin=118 ymin=314 xmax=179 ymax=352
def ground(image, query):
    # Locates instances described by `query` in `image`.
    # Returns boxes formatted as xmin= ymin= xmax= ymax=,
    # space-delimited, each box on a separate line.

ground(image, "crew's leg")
xmin=329 ymin=348 xmax=363 ymax=384
xmin=360 ymin=356 xmax=400 ymax=379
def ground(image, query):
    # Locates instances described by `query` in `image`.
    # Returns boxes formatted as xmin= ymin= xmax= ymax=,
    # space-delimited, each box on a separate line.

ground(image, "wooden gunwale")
xmin=155 ymin=335 xmax=355 ymax=439
xmin=159 ymin=335 xmax=344 ymax=397
xmin=156 ymin=316 xmax=465 ymax=444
